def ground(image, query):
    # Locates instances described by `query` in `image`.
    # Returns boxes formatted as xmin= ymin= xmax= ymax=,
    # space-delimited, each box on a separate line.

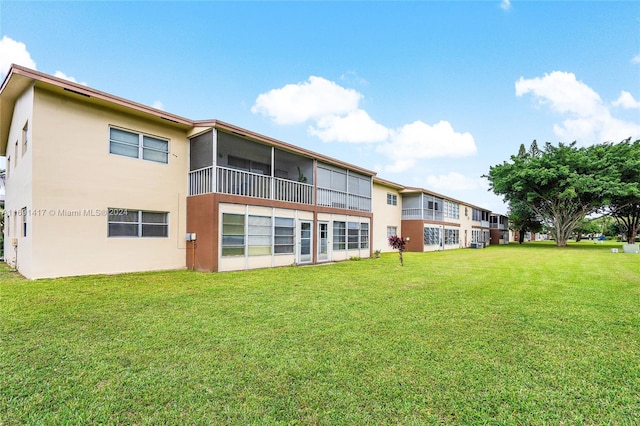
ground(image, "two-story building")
xmin=1 ymin=65 xmax=503 ymax=279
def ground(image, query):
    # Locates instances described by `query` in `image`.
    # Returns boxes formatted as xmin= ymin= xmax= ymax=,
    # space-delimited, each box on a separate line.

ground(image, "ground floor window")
xmin=472 ymin=229 xmax=488 ymax=243
xmin=444 ymin=228 xmax=459 ymax=245
xmin=387 ymin=226 xmax=397 ymax=238
xmin=424 ymin=226 xmax=440 ymax=245
xmin=248 ymin=215 xmax=272 ymax=255
xmin=347 ymin=222 xmax=359 ymax=249
xmin=108 ymin=209 xmax=168 ymax=238
xmin=333 ymin=221 xmax=346 ymax=250
xmin=222 ymin=213 xmax=245 ymax=256
xmin=22 ymin=207 xmax=27 ymax=237
xmin=222 ymin=213 xmax=296 ymax=257
xmin=335 ymin=221 xmax=368 ymax=250
xmin=274 ymin=217 xmax=295 ymax=254
xmin=360 ymin=223 xmax=369 ymax=249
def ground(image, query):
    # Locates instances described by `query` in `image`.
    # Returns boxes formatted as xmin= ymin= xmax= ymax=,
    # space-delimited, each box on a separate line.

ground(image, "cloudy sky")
xmin=1 ymin=1 xmax=639 ymax=213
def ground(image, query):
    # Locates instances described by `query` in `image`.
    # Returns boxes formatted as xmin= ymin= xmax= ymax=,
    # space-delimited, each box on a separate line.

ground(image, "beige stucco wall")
xmin=27 ymin=87 xmax=188 ymax=279
xmin=458 ymin=203 xmax=474 ymax=248
xmin=372 ymin=182 xmax=402 ymax=252
xmin=3 ymin=85 xmax=34 ymax=276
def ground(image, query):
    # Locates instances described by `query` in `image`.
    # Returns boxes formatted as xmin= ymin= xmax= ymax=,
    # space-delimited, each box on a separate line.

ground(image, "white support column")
xmin=211 ymin=129 xmax=218 ymax=193
xmin=270 ymin=146 xmax=275 ymax=201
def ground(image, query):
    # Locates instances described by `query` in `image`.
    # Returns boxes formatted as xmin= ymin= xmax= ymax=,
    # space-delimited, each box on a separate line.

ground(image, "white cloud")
xmin=53 ymin=71 xmax=87 ymax=86
xmin=631 ymin=54 xmax=640 ymax=64
xmin=308 ymin=109 xmax=389 ymax=143
xmin=515 ymin=71 xmax=603 ymax=117
xmin=377 ymin=120 xmax=477 ymax=172
xmin=500 ymin=0 xmax=511 ymax=11
xmin=251 ymin=76 xmax=361 ymax=124
xmin=253 ymin=76 xmax=478 ymax=171
xmin=612 ymin=91 xmax=640 ymax=109
xmin=151 ymin=100 xmax=165 ymax=110
xmin=425 ymin=172 xmax=486 ymax=192
xmin=0 ymin=36 xmax=36 ymax=77
xmin=516 ymin=71 xmax=640 ymax=144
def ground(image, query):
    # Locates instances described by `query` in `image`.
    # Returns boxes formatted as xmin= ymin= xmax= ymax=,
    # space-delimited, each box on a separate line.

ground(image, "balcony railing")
xmin=402 ymin=208 xmax=444 ymax=221
xmin=189 ymin=166 xmax=214 ymax=196
xmin=274 ymin=177 xmax=314 ymax=205
xmin=188 ymin=166 xmax=314 ymax=205
xmin=216 ymin=166 xmax=271 ymax=199
xmin=317 ymin=187 xmax=371 ymax=212
xmin=490 ymin=222 xmax=508 ymax=230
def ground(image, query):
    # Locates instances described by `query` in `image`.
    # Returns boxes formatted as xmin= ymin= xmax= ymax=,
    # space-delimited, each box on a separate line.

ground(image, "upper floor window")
xmin=387 ymin=193 xmax=397 ymax=206
xmin=22 ymin=122 xmax=28 ymax=155
xmin=109 ymin=127 xmax=169 ymax=164
xmin=472 ymin=209 xmax=490 ymax=222
xmin=444 ymin=200 xmax=459 ymax=219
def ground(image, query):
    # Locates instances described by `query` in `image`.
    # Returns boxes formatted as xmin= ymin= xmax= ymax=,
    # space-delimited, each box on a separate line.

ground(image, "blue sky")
xmin=1 ymin=0 xmax=639 ymax=213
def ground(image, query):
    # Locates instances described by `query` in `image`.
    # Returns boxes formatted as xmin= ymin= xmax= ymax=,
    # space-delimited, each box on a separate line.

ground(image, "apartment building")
xmin=372 ymin=178 xmax=491 ymax=253
xmin=1 ymin=65 xmax=502 ymax=279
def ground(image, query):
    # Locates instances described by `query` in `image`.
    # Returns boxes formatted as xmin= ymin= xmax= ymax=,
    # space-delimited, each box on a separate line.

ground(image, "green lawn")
xmin=1 ymin=242 xmax=639 ymax=425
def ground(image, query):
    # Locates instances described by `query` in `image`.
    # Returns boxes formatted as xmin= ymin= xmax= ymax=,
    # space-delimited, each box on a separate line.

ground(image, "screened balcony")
xmin=401 ymin=194 xmax=444 ymax=221
xmin=188 ymin=130 xmax=371 ymax=211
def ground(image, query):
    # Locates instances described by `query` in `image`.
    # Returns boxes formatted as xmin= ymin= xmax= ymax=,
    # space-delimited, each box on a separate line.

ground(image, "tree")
xmin=388 ymin=235 xmax=407 ymax=266
xmin=601 ymin=140 xmax=640 ymax=244
xmin=573 ymin=218 xmax=601 ymax=242
xmin=508 ymin=199 xmax=543 ymax=244
xmin=486 ymin=141 xmax=612 ymax=247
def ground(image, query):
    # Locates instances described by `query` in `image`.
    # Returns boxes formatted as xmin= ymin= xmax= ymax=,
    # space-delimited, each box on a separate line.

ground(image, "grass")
xmin=1 ymin=241 xmax=639 ymax=424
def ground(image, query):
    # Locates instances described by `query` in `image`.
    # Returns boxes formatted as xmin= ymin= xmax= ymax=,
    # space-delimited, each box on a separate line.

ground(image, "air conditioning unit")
xmin=11 ymin=238 xmax=18 ymax=246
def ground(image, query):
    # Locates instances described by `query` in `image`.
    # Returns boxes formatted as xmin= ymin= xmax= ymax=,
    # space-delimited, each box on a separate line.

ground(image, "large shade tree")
xmin=485 ymin=141 xmax=616 ymax=247
xmin=601 ymin=139 xmax=640 ymax=243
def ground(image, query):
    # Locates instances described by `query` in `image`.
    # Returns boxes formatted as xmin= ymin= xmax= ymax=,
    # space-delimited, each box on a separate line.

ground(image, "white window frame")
xmin=108 ymin=209 xmax=169 ymax=238
xmin=333 ymin=221 xmax=346 ymax=251
xmin=387 ymin=193 xmax=397 ymax=206
xmin=274 ymin=217 xmax=295 ymax=255
xmin=109 ymin=126 xmax=169 ymax=164
xmin=359 ymin=223 xmax=369 ymax=249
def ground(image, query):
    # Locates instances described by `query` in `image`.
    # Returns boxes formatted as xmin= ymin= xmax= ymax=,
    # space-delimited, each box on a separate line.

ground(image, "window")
xmin=387 ymin=193 xmax=397 ymax=206
xmin=221 ymin=214 xmax=296 ymax=257
xmin=423 ymin=227 xmax=440 ymax=246
xmin=22 ymin=207 xmax=27 ymax=237
xmin=333 ymin=221 xmax=346 ymax=250
xmin=109 ymin=127 xmax=169 ymax=163
xmin=248 ymin=215 xmax=272 ymax=255
xmin=444 ymin=229 xmax=459 ymax=245
xmin=347 ymin=222 xmax=359 ymax=249
xmin=22 ymin=122 xmax=28 ymax=155
xmin=360 ymin=223 xmax=369 ymax=249
xmin=221 ymin=213 xmax=245 ymax=256
xmin=108 ymin=209 xmax=168 ymax=237
xmin=472 ymin=209 xmax=489 ymax=222
xmin=387 ymin=226 xmax=397 ymax=238
xmin=228 ymin=155 xmax=270 ymax=175
xmin=444 ymin=200 xmax=459 ymax=219
xmin=274 ymin=217 xmax=295 ymax=254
